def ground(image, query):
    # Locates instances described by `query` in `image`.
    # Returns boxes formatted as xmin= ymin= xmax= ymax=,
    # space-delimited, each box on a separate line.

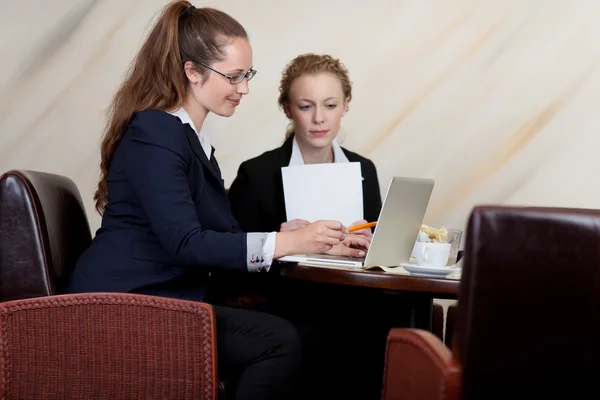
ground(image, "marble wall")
xmin=2 ymin=0 xmax=600 ymax=236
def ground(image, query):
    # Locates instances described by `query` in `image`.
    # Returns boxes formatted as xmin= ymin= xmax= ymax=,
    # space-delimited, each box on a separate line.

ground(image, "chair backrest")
xmin=0 ymin=293 xmax=217 ymax=400
xmin=0 ymin=170 xmax=91 ymax=301
xmin=454 ymin=205 xmax=600 ymax=399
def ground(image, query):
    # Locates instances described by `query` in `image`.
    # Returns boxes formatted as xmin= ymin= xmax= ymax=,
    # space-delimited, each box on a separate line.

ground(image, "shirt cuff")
xmin=246 ymin=232 xmax=277 ymax=272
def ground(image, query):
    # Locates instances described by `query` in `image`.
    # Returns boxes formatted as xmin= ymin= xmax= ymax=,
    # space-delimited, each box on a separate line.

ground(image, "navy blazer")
xmin=228 ymin=136 xmax=382 ymax=233
xmin=68 ymin=110 xmax=248 ymax=301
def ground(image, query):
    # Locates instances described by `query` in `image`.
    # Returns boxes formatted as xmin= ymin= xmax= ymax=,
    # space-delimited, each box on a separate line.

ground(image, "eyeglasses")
xmin=197 ymin=61 xmax=257 ymax=85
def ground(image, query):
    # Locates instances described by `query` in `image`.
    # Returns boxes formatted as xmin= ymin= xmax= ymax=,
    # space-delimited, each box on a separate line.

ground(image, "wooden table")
xmin=280 ymin=264 xmax=460 ymax=330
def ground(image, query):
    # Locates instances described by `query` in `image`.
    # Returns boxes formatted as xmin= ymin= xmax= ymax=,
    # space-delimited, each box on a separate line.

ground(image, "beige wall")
xmin=2 ymin=0 xmax=600 ymax=235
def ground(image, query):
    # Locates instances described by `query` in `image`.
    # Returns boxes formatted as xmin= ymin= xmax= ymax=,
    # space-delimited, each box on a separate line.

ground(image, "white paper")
xmin=281 ymin=162 xmax=363 ymax=226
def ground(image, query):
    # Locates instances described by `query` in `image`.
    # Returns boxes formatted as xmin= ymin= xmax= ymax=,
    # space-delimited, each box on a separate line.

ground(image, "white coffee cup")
xmin=415 ymin=242 xmax=451 ymax=268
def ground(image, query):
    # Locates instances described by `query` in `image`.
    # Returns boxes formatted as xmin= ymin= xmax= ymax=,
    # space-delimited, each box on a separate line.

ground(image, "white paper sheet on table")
xmin=281 ymin=162 xmax=363 ymax=226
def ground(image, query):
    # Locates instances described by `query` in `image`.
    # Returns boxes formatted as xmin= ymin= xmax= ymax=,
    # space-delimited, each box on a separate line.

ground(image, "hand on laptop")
xmin=348 ymin=219 xmax=374 ymax=240
xmin=325 ymin=234 xmax=371 ymax=258
xmin=280 ymin=219 xmax=310 ymax=232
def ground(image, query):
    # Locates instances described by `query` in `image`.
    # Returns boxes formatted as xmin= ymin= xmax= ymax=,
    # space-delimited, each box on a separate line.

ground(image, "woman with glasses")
xmin=67 ymin=2 xmax=368 ymax=399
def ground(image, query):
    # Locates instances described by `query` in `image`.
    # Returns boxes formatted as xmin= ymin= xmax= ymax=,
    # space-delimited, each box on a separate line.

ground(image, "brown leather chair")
xmin=0 ymin=292 xmax=217 ymax=400
xmin=0 ymin=169 xmax=92 ymax=301
xmin=0 ymin=170 xmax=221 ymax=399
xmin=382 ymin=205 xmax=600 ymax=400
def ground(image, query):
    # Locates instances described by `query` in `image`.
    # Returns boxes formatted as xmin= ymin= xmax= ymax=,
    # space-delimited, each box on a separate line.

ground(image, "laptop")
xmin=278 ymin=176 xmax=435 ymax=268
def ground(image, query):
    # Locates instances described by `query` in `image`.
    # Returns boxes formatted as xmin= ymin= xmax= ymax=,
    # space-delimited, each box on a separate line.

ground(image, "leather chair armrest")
xmin=382 ymin=329 xmax=461 ymax=400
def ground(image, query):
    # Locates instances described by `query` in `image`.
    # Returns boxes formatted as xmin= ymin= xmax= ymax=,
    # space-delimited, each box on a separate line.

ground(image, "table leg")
xmin=408 ymin=295 xmax=434 ymax=331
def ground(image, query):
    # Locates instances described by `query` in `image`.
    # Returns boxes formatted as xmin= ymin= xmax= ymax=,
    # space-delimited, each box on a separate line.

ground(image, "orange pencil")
xmin=348 ymin=221 xmax=377 ymax=232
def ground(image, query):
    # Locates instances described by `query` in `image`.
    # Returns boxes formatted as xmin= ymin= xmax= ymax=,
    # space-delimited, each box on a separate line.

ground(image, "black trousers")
xmin=270 ymin=279 xmax=413 ymax=400
xmin=213 ymin=271 xmax=412 ymax=400
xmin=214 ymin=305 xmax=302 ymax=400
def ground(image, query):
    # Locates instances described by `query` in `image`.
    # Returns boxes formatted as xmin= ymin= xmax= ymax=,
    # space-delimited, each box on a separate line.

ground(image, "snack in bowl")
xmin=419 ymin=224 xmax=448 ymax=243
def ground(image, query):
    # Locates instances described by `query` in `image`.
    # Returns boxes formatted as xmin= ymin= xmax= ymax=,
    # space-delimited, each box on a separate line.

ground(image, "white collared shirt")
xmin=168 ymin=107 xmax=212 ymax=160
xmin=167 ymin=107 xmax=275 ymax=271
xmin=288 ymin=135 xmax=350 ymax=166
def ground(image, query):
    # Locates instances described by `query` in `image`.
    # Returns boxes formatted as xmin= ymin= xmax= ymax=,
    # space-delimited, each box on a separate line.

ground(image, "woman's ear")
xmin=283 ymin=103 xmax=292 ymax=118
xmin=184 ymin=61 xmax=201 ymax=85
xmin=343 ymin=99 xmax=350 ymax=115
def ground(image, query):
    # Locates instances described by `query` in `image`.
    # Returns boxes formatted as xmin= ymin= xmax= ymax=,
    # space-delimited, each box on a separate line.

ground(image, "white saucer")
xmin=401 ymin=263 xmax=457 ymax=277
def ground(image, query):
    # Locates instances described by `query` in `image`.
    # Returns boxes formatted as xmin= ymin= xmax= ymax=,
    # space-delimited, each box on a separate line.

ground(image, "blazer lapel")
xmin=184 ymin=125 xmax=222 ymax=183
xmin=275 ymin=136 xmax=295 ymax=222
xmin=280 ymin=136 xmax=294 ymax=167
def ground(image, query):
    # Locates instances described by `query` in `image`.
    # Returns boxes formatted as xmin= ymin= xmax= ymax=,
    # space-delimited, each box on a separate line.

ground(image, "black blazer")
xmin=228 ymin=136 xmax=382 ymax=233
xmin=67 ymin=110 xmax=247 ymax=302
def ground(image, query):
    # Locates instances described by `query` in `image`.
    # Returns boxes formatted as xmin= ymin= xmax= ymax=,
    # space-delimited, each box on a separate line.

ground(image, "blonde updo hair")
xmin=278 ymin=54 xmax=352 ymax=140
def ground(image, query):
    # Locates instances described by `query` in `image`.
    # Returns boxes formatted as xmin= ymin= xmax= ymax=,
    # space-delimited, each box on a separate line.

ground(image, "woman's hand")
xmin=348 ymin=219 xmax=374 ymax=240
xmin=325 ymin=234 xmax=371 ymax=258
xmin=274 ymin=220 xmax=347 ymax=258
xmin=280 ymin=219 xmax=310 ymax=232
